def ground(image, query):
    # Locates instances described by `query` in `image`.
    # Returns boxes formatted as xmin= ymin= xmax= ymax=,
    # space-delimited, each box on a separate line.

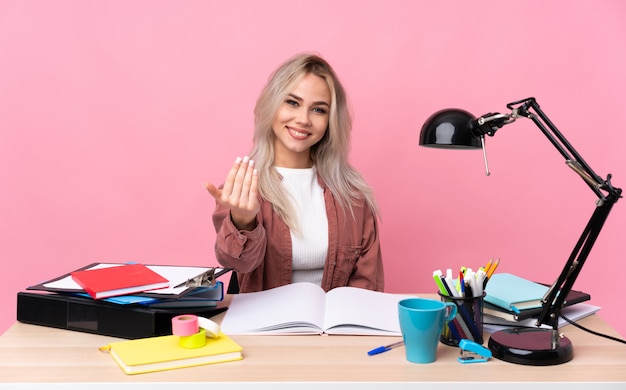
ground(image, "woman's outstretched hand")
xmin=205 ymin=156 xmax=260 ymax=230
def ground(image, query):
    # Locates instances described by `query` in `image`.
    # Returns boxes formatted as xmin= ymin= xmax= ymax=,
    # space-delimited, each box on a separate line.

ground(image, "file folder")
xmin=16 ymin=291 xmax=227 ymax=339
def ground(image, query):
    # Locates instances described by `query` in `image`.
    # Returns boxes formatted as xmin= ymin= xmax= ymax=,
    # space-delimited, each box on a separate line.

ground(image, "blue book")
xmin=139 ymin=281 xmax=224 ymax=308
xmin=484 ymin=273 xmax=549 ymax=312
xmin=75 ymin=281 xmax=224 ymax=308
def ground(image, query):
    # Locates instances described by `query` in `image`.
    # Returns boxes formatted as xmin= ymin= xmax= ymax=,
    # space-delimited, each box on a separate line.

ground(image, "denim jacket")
xmin=212 ymin=176 xmax=384 ymax=293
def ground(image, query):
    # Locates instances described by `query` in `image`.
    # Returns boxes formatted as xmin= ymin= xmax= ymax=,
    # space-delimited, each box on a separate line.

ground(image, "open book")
xmin=219 ymin=282 xmax=414 ymax=336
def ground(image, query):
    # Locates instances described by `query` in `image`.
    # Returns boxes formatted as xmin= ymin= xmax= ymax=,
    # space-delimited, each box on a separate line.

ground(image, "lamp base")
xmin=488 ymin=327 xmax=573 ymax=366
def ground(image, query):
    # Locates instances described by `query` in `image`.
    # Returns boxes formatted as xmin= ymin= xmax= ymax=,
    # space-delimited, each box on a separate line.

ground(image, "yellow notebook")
xmin=100 ymin=332 xmax=243 ymax=374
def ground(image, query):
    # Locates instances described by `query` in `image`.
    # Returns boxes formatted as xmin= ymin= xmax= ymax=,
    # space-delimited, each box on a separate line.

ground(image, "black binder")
xmin=16 ymin=291 xmax=227 ymax=339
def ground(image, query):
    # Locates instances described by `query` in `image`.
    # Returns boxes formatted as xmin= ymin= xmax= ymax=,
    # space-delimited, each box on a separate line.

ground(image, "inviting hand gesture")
xmin=205 ymin=156 xmax=260 ymax=230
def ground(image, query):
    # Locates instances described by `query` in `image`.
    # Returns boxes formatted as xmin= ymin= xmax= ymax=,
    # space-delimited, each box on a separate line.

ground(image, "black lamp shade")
xmin=419 ymin=109 xmax=481 ymax=149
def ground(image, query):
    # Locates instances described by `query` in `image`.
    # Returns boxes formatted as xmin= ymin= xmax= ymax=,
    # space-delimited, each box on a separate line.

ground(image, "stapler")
xmin=458 ymin=339 xmax=491 ymax=364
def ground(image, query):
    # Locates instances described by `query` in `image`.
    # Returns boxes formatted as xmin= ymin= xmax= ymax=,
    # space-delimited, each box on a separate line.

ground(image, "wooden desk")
xmin=1 ymin=294 xmax=625 ymax=388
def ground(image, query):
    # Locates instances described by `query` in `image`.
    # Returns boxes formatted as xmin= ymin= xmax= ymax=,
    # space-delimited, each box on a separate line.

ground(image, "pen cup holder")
xmin=438 ymin=292 xmax=485 ymax=346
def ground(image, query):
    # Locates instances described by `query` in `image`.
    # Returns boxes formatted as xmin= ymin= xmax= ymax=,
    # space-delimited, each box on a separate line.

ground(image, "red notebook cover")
xmin=70 ymin=264 xmax=169 ymax=299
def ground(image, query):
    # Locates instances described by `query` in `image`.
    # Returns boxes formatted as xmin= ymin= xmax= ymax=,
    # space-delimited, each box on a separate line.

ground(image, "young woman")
xmin=205 ymin=53 xmax=383 ymax=293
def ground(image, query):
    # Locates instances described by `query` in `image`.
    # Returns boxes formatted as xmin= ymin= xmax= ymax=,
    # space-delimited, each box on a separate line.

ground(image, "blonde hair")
xmin=250 ymin=53 xmax=379 ymax=231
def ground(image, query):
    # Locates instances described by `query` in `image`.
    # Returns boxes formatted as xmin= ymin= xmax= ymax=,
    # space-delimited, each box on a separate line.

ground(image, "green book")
xmin=484 ymin=273 xmax=549 ymax=312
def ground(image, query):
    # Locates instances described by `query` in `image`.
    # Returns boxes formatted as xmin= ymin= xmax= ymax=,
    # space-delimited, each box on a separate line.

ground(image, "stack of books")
xmin=482 ymin=273 xmax=600 ymax=332
xmin=27 ymin=262 xmax=230 ymax=306
xmin=19 ymin=263 xmax=244 ymax=375
xmin=17 ymin=263 xmax=231 ymax=339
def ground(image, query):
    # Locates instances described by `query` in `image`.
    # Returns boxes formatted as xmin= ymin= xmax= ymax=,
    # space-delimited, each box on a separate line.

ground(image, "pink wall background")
xmin=1 ymin=1 xmax=625 ymax=338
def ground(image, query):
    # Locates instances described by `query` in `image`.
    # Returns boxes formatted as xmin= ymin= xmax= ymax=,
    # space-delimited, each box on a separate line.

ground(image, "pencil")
xmin=483 ymin=258 xmax=501 ymax=288
xmin=483 ymin=258 xmax=494 ymax=276
xmin=486 ymin=258 xmax=500 ymax=279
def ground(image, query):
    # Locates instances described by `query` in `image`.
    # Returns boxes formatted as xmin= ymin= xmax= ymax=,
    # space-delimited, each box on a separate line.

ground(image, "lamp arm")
xmin=496 ymin=98 xmax=622 ymax=330
xmin=537 ymin=197 xmax=618 ymax=330
xmin=509 ymin=98 xmax=610 ymax=200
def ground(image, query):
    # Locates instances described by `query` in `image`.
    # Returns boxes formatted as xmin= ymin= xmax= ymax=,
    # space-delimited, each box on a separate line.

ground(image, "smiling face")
xmin=271 ymin=72 xmax=331 ymax=168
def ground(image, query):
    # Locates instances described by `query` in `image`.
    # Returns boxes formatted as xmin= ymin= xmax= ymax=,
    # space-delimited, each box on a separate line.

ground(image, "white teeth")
xmin=289 ymin=128 xmax=308 ymax=137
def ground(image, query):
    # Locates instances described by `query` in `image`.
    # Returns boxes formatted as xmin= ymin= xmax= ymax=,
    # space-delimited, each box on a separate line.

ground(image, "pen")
xmin=459 ymin=270 xmax=466 ymax=298
xmin=475 ymin=269 xmax=486 ymax=296
xmin=432 ymin=270 xmax=448 ymax=295
xmin=367 ymin=340 xmax=404 ymax=356
xmin=440 ymin=275 xmax=454 ymax=297
xmin=445 ymin=275 xmax=460 ymax=297
xmin=466 ymin=270 xmax=479 ymax=298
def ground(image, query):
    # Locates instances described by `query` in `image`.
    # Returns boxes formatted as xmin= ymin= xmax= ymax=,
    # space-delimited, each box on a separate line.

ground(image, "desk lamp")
xmin=419 ymin=97 xmax=622 ymax=365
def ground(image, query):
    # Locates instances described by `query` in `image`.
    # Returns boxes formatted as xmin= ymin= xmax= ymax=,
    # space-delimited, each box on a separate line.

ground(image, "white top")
xmin=275 ymin=166 xmax=328 ymax=285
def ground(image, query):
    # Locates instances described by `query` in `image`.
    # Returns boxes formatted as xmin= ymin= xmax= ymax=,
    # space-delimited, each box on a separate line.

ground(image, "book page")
xmin=219 ymin=283 xmax=327 ymax=334
xmin=323 ymin=287 xmax=415 ymax=335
